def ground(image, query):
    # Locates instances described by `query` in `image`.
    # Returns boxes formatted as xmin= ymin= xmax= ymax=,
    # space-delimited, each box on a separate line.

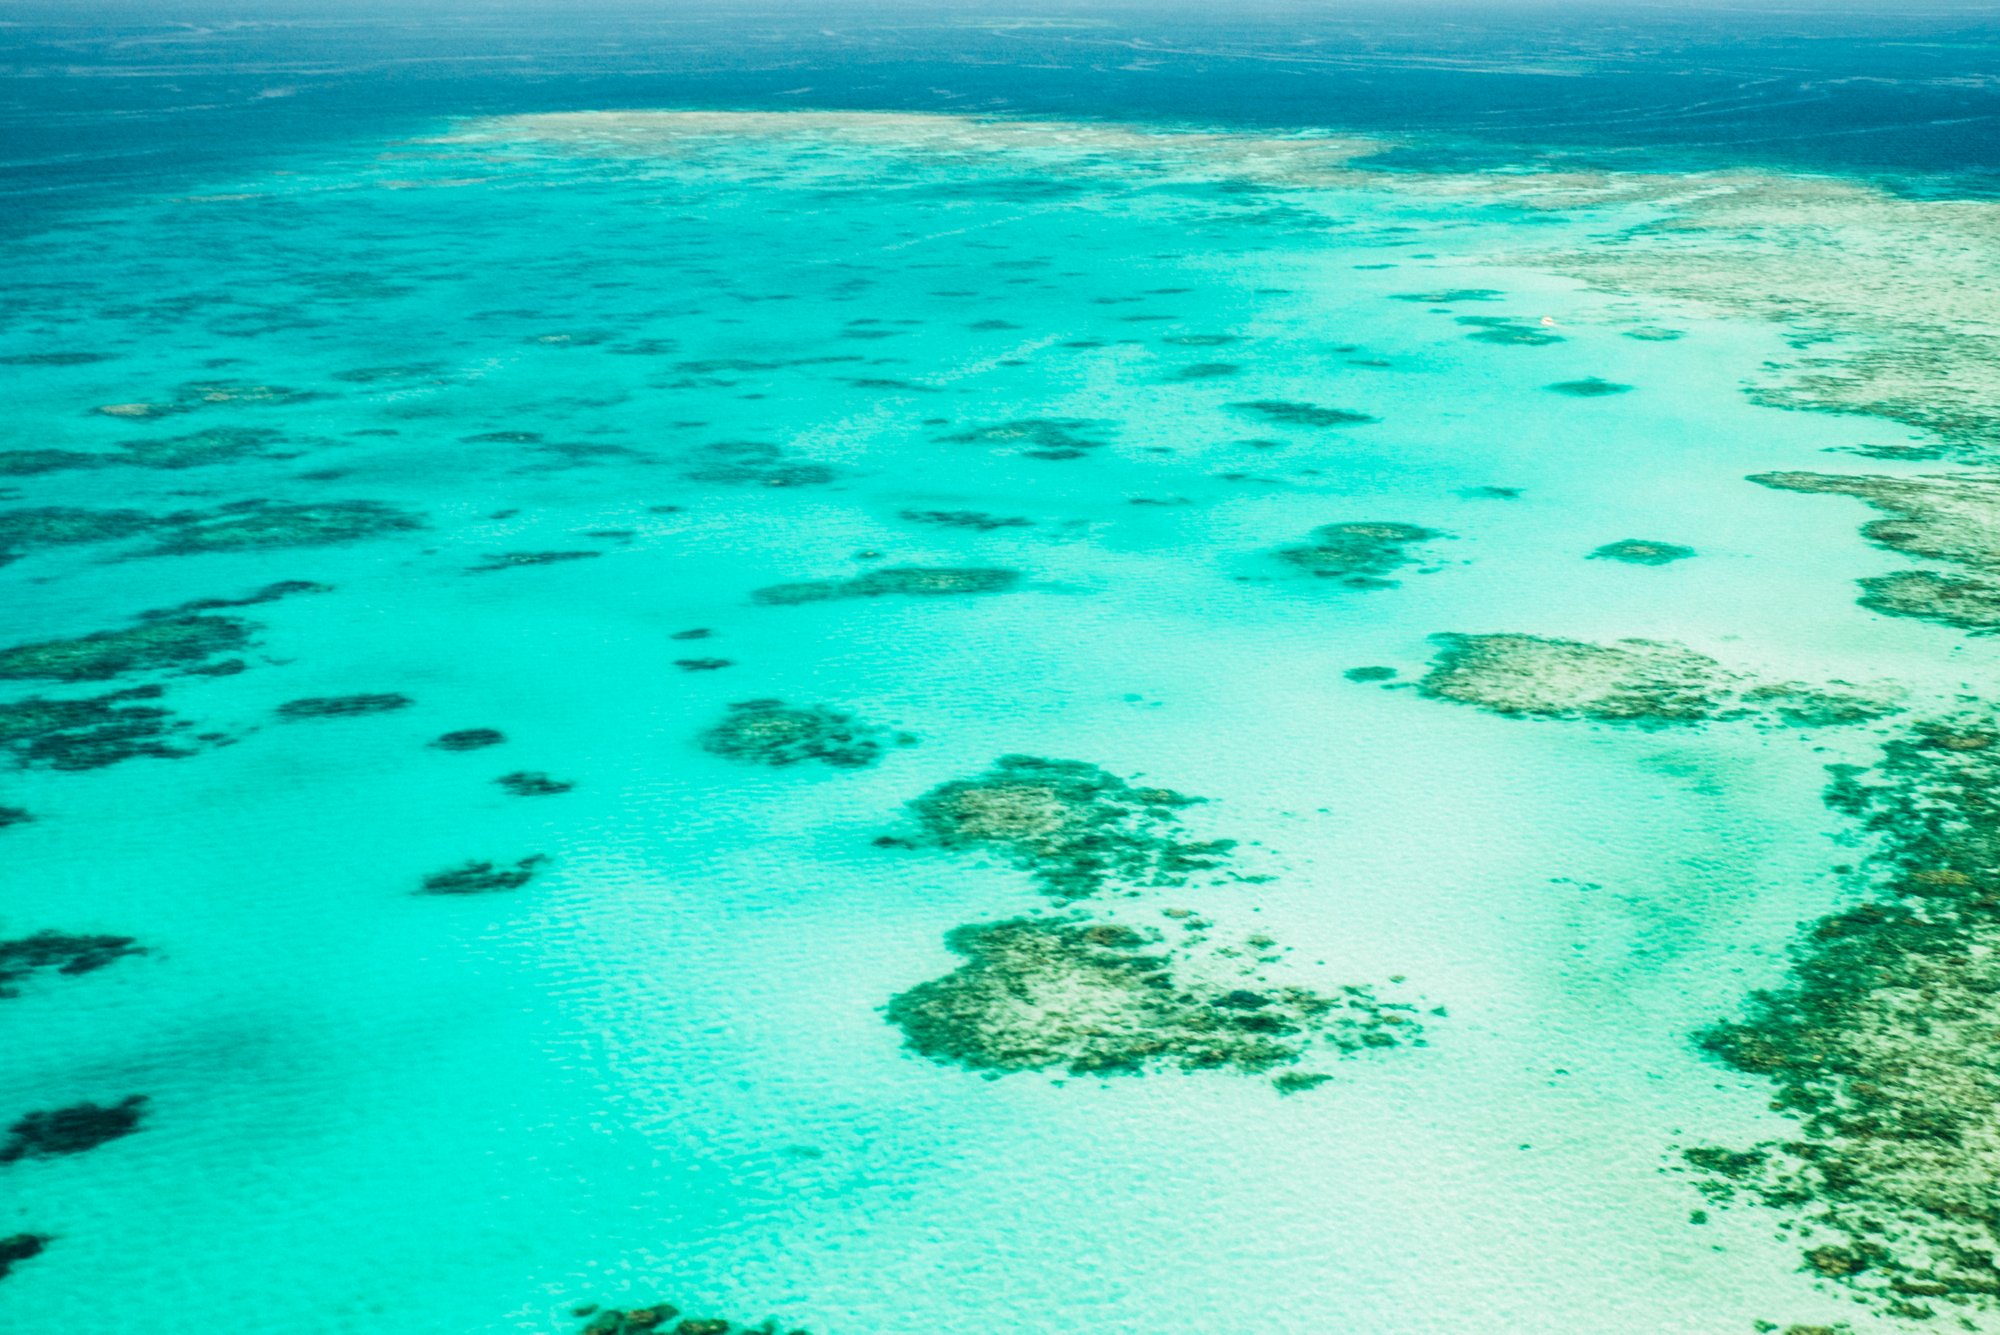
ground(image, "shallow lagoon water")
xmin=2 ymin=108 xmax=1995 ymax=1332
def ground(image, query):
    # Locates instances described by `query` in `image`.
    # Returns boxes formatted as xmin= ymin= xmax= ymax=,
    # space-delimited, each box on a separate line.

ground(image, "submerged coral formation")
xmin=0 ymin=615 xmax=251 ymax=682
xmin=1689 ymin=717 xmax=2000 ymax=1320
xmin=1418 ymin=633 xmax=1897 ymax=728
xmin=418 ymin=856 xmax=547 ymax=895
xmin=0 ymin=687 xmax=204 ymax=770
xmin=431 ymin=728 xmax=505 ymax=751
xmin=900 ymin=755 xmax=1232 ymax=899
xmin=1589 ymin=539 xmax=1695 ymax=565
xmin=466 ymin=550 xmax=601 ymax=574
xmin=572 ymin=1301 xmax=810 ymax=1335
xmin=751 ymin=566 xmax=1020 ymax=605
xmin=886 ymin=917 xmax=1421 ymax=1080
xmin=939 ymin=418 xmax=1109 ymax=461
xmin=682 ymin=440 xmax=837 ymax=487
xmin=1754 ymin=471 xmax=2000 ymax=629
xmin=1228 ymin=400 xmax=1378 ymax=428
xmin=0 ymin=930 xmax=143 ymax=998
xmin=1546 ymin=377 xmax=1632 ymax=397
xmin=0 ymin=506 xmax=160 ymax=564
xmin=0 ymin=1096 xmax=147 ymax=1164
xmin=897 ymin=509 xmax=1034 ymax=532
xmin=276 ymin=693 xmax=412 ymax=719
xmin=1455 ymin=315 xmax=1564 ymax=346
xmin=699 ymin=699 xmax=903 ymax=769
xmin=146 ymin=499 xmax=422 ymax=555
xmin=1276 ymin=521 xmax=1445 ymax=588
xmin=0 ymin=1233 xmax=48 ymax=1282
xmin=495 ymin=770 xmax=573 ymax=796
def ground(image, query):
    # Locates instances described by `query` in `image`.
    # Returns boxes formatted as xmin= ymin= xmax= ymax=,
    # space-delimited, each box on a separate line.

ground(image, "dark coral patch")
xmin=1228 ymin=400 xmax=1377 ymax=428
xmin=431 ymin=728 xmax=505 ymax=751
xmin=1589 ymin=539 xmax=1696 ymax=565
xmin=904 ymin=755 xmax=1230 ymax=900
xmin=752 ymin=566 xmax=1020 ymax=606
xmin=276 ymin=693 xmax=412 ymax=719
xmin=939 ymin=418 xmax=1110 ymax=461
xmin=418 ymin=856 xmax=547 ymax=895
xmin=0 ymin=1233 xmax=49 ymax=1281
xmin=1546 ymin=377 xmax=1633 ymax=397
xmin=0 ymin=931 xmax=143 ymax=998
xmin=495 ymin=771 xmax=573 ymax=797
xmin=1277 ymin=521 xmax=1444 ymax=588
xmin=898 ymin=509 xmax=1034 ymax=532
xmin=700 ymin=699 xmax=900 ymax=769
xmin=0 ymin=616 xmax=251 ymax=683
xmin=146 ymin=499 xmax=422 ymax=556
xmin=0 ymin=1096 xmax=146 ymax=1164
xmin=466 ymin=550 xmax=601 ymax=574
xmin=1456 ymin=315 xmax=1564 ymax=346
xmin=1687 ymin=717 xmax=2000 ymax=1317
xmin=682 ymin=441 xmax=836 ymax=488
xmin=0 ymin=687 xmax=201 ymax=770
xmin=0 ymin=506 xmax=160 ymax=563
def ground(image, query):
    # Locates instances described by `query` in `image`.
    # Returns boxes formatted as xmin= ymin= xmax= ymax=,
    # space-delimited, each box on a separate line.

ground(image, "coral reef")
xmin=939 ymin=418 xmax=1109 ymax=461
xmin=0 ymin=1233 xmax=48 ymax=1282
xmin=0 ymin=615 xmax=251 ymax=682
xmin=1754 ymin=471 xmax=2000 ymax=630
xmin=495 ymin=771 xmax=573 ymax=796
xmin=432 ymin=728 xmax=505 ymax=751
xmin=0 ymin=807 xmax=29 ymax=828
xmin=466 ymin=551 xmax=602 ymax=574
xmin=0 ymin=507 xmax=160 ymax=564
xmin=1455 ymin=315 xmax=1564 ymax=346
xmin=572 ymin=1302 xmax=810 ymax=1335
xmin=1589 ymin=539 xmax=1695 ymax=565
xmin=900 ymin=755 xmax=1232 ymax=899
xmin=145 ymin=499 xmax=422 ymax=556
xmin=1276 ymin=521 xmax=1445 ymax=588
xmin=0 ymin=930 xmax=143 ymax=998
xmin=698 ymin=699 xmax=903 ymax=769
xmin=145 ymin=580 xmax=330 ymax=616
xmin=751 ymin=566 xmax=1020 ymax=606
xmin=682 ymin=441 xmax=836 ymax=487
xmin=1688 ymin=717 xmax=2000 ymax=1320
xmin=0 ymin=687 xmax=203 ymax=770
xmin=418 ymin=856 xmax=547 ymax=895
xmin=1228 ymin=400 xmax=1378 ymax=428
xmin=276 ymin=694 xmax=412 ymax=719
xmin=1418 ymin=633 xmax=1898 ymax=728
xmin=897 ymin=509 xmax=1034 ymax=532
xmin=1546 ymin=377 xmax=1633 ymax=397
xmin=0 ymin=1096 xmax=146 ymax=1164
xmin=886 ymin=917 xmax=1421 ymax=1080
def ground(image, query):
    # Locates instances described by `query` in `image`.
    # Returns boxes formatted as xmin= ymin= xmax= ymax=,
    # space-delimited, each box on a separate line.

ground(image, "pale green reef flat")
xmin=5 ymin=111 xmax=2000 ymax=1333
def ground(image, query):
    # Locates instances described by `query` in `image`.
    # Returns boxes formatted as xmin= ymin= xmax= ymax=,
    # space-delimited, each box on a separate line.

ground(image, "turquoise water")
xmin=0 ymin=112 xmax=1972 ymax=1331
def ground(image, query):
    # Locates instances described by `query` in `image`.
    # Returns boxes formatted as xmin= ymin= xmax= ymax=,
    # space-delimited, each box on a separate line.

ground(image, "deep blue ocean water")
xmin=7 ymin=0 xmax=2000 ymax=226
